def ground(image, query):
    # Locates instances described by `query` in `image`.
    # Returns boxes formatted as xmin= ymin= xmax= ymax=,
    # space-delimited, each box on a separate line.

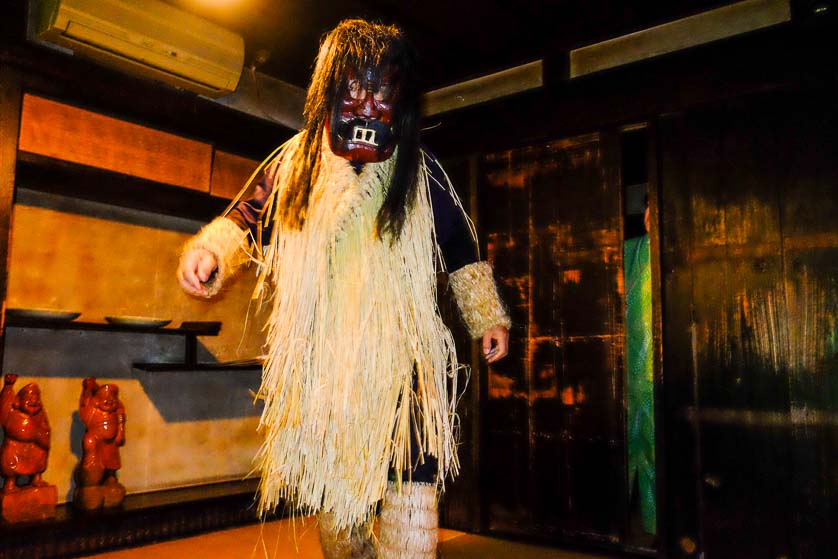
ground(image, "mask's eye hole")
xmin=374 ymin=81 xmax=393 ymax=102
xmin=348 ymin=79 xmax=365 ymax=100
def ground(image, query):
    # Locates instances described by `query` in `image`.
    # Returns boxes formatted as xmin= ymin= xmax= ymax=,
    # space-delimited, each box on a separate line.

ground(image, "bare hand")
xmin=177 ymin=249 xmax=218 ymax=297
xmin=482 ymin=325 xmax=509 ymax=364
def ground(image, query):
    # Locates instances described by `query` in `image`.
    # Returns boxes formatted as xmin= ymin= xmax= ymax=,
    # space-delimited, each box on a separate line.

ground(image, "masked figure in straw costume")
xmin=178 ymin=19 xmax=509 ymax=558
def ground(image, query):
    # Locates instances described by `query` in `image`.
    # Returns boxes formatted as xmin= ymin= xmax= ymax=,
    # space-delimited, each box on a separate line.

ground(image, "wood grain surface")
xmin=18 ymin=94 xmax=212 ymax=192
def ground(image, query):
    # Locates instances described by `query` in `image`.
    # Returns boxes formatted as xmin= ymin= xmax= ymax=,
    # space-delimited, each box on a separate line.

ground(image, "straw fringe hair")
xmin=282 ymin=19 xmax=421 ymax=239
xmin=252 ymin=133 xmax=459 ymax=531
xmin=181 ymin=217 xmax=250 ymax=297
xmin=379 ymin=481 xmax=438 ymax=558
xmin=448 ymin=261 xmax=512 ymax=338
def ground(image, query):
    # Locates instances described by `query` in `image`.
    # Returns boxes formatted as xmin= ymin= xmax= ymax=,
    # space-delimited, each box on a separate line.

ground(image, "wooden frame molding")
xmin=0 ymin=65 xmax=23 ymax=371
xmin=18 ymin=94 xmax=213 ymax=192
xmin=570 ymin=0 xmax=792 ymax=78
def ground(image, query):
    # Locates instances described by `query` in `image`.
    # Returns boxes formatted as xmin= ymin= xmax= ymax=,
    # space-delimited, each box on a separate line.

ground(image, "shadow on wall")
xmin=2 ymin=328 xmax=263 ymax=422
xmin=67 ymin=410 xmax=83 ymax=502
xmin=17 ymin=188 xmax=203 ymax=235
xmin=135 ymin=369 xmax=263 ymax=422
xmin=4 ymin=328 xmax=185 ymax=379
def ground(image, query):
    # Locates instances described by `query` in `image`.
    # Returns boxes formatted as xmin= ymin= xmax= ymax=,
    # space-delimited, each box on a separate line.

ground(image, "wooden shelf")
xmin=0 ymin=479 xmax=275 ymax=559
xmin=15 ymin=152 xmax=229 ymax=221
xmin=4 ymin=314 xmax=222 ymax=367
xmin=4 ymin=316 xmax=221 ymax=336
xmin=133 ymin=360 xmax=262 ymax=372
xmin=0 ymin=478 xmax=259 ymax=528
xmin=119 ymin=478 xmax=260 ymax=511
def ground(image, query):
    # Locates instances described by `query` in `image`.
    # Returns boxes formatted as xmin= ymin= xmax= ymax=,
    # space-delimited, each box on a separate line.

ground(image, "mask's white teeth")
xmin=352 ymin=126 xmax=379 ymax=146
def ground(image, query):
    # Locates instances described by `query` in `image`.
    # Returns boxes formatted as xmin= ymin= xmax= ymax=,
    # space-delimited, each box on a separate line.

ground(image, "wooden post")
xmin=0 ymin=65 xmax=22 ymax=373
xmin=467 ymin=152 xmax=483 ymax=533
xmin=646 ymin=118 xmax=668 ymax=557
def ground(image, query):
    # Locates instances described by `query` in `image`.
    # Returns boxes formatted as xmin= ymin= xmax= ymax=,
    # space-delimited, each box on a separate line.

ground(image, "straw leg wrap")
xmin=318 ymin=512 xmax=377 ymax=559
xmin=379 ymin=481 xmax=438 ymax=559
xmin=448 ymin=261 xmax=511 ymax=339
xmin=181 ymin=217 xmax=250 ymax=297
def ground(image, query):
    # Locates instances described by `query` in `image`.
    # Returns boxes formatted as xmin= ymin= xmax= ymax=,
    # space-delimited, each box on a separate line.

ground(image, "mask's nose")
xmin=354 ymin=90 xmax=380 ymax=119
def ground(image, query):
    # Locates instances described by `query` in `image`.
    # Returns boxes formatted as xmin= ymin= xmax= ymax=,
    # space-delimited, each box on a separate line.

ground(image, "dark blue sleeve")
xmin=424 ymin=151 xmax=479 ymax=273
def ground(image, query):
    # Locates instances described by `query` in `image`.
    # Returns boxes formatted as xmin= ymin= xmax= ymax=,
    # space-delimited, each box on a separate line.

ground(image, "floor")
xmin=79 ymin=518 xmax=617 ymax=559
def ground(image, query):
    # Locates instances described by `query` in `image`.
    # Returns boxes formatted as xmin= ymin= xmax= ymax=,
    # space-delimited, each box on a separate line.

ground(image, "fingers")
xmin=486 ymin=341 xmax=504 ymax=363
xmin=176 ymin=263 xmax=204 ymax=296
xmin=177 ymin=250 xmax=217 ymax=297
xmin=482 ymin=331 xmax=493 ymax=355
xmin=482 ymin=325 xmax=510 ymax=364
xmin=196 ymin=252 xmax=217 ymax=283
xmin=489 ymin=328 xmax=509 ymax=363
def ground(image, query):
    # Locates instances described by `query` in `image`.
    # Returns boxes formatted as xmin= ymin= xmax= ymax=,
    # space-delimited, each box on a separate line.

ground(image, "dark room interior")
xmin=0 ymin=1 xmax=836 ymax=558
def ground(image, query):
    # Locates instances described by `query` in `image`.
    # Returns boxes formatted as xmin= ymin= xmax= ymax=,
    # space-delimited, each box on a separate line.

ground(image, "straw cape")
xmin=191 ymin=133 xmax=465 ymax=530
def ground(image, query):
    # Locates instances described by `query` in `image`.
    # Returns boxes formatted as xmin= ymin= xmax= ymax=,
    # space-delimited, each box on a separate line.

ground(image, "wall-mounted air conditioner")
xmin=37 ymin=0 xmax=244 ymax=98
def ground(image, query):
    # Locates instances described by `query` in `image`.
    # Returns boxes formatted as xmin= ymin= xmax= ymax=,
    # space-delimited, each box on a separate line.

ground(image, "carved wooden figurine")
xmin=0 ymin=374 xmax=57 ymax=523
xmin=74 ymin=377 xmax=127 ymax=510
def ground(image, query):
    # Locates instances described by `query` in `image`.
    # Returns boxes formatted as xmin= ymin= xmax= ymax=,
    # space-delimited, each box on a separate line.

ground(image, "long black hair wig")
xmin=280 ymin=19 xmax=421 ymax=241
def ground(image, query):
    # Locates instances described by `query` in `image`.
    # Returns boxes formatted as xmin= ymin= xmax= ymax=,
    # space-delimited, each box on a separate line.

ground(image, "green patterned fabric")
xmin=624 ymin=234 xmax=656 ymax=534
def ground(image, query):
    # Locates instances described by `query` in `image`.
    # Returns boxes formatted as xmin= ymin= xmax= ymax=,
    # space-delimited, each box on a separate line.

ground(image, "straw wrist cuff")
xmin=449 ymin=261 xmax=511 ymax=339
xmin=182 ymin=217 xmax=250 ymax=297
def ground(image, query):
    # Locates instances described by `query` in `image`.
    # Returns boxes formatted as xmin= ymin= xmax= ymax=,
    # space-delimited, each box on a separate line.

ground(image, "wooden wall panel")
xmin=5 ymin=195 xmax=265 ymax=360
xmin=481 ymin=147 xmax=532 ymax=534
xmin=18 ymin=94 xmax=212 ymax=192
xmin=211 ymin=151 xmax=261 ymax=200
xmin=480 ymin=133 xmax=627 ymax=543
xmin=780 ymin=101 xmax=838 ymax=559
xmin=659 ymin=88 xmax=838 ymax=558
xmin=4 ymin=193 xmax=268 ymax=503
